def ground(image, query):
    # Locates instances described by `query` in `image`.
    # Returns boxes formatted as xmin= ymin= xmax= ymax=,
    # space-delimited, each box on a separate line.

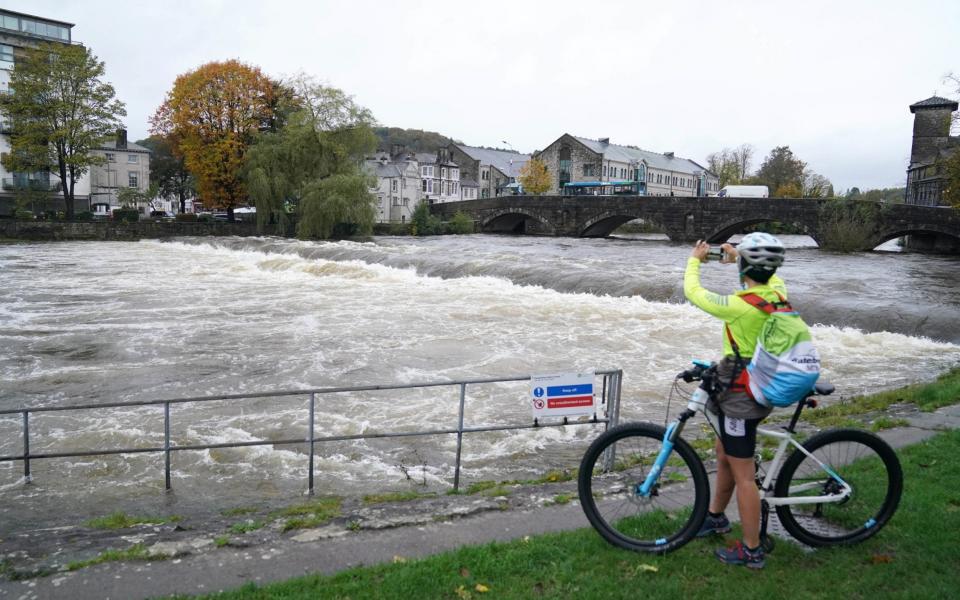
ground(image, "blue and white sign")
xmin=530 ymin=370 xmax=595 ymax=419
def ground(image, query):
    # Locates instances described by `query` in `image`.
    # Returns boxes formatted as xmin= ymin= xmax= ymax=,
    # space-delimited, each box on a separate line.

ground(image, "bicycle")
xmin=577 ymin=360 xmax=903 ymax=554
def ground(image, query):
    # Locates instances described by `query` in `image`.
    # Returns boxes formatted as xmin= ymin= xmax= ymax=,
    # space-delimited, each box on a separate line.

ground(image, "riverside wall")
xmin=0 ymin=220 xmax=261 ymax=241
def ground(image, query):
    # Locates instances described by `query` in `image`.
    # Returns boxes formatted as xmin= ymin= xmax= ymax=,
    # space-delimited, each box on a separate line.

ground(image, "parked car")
xmin=150 ymin=210 xmax=175 ymax=221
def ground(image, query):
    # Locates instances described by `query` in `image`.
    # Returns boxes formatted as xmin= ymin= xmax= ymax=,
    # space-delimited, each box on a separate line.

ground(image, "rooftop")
xmin=0 ymin=8 xmax=74 ymax=28
xmin=571 ymin=135 xmax=711 ymax=176
xmin=909 ymin=96 xmax=959 ymax=113
xmin=414 ymin=152 xmax=458 ymax=167
xmin=454 ymin=145 xmax=530 ymax=178
xmin=98 ymin=140 xmax=151 ymax=153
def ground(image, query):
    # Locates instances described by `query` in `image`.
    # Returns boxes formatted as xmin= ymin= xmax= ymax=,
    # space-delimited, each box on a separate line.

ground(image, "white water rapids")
xmin=1 ymin=235 xmax=958 ymax=525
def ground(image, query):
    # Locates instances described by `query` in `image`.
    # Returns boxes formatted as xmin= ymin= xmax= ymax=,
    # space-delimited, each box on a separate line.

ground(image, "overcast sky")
xmin=13 ymin=0 xmax=960 ymax=191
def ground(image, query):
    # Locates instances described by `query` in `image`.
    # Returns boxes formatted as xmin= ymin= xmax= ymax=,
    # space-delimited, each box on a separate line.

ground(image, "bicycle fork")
xmin=636 ymin=410 xmax=696 ymax=497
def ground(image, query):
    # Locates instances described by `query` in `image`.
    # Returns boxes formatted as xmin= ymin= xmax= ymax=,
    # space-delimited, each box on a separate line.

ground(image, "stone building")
xmin=905 ymin=96 xmax=959 ymax=206
xmin=364 ymin=149 xmax=421 ymax=223
xmin=534 ymin=134 xmax=719 ymax=197
xmin=0 ymin=8 xmax=80 ymax=216
xmin=448 ymin=144 xmax=530 ymax=198
xmin=416 ymin=149 xmax=461 ymax=204
xmin=88 ymin=129 xmax=152 ymax=217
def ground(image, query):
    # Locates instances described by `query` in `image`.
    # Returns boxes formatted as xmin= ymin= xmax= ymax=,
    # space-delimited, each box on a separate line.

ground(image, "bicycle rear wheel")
xmin=774 ymin=428 xmax=902 ymax=547
xmin=578 ymin=422 xmax=709 ymax=553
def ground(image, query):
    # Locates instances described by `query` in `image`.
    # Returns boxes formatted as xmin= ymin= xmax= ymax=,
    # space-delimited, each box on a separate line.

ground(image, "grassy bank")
xmin=185 ymin=427 xmax=960 ymax=599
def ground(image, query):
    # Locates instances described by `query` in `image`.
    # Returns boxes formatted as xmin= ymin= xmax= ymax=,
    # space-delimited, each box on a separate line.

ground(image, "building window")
xmin=452 ymin=182 xmax=458 ymax=195
xmin=603 ymin=165 xmax=607 ymax=176
xmin=0 ymin=44 xmax=12 ymax=62
xmin=105 ymin=153 xmax=115 ymax=163
xmin=128 ymin=154 xmax=139 ymax=164
xmin=441 ymin=167 xmax=447 ymax=179
xmin=128 ymin=172 xmax=139 ymax=188
xmin=391 ymin=179 xmax=398 ymax=192
xmin=1 ymin=15 xmax=19 ymax=31
xmin=427 ymin=179 xmax=433 ymax=193
xmin=452 ymin=168 xmax=458 ymax=179
xmin=583 ymin=164 xmax=595 ymax=176
xmin=421 ymin=179 xmax=427 ymax=192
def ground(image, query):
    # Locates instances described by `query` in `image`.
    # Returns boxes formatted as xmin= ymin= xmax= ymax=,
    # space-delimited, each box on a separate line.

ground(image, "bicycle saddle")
xmin=813 ymin=382 xmax=835 ymax=396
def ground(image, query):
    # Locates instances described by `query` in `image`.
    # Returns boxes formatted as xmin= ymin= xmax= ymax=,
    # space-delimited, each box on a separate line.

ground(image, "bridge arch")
xmin=706 ymin=216 xmax=822 ymax=246
xmin=481 ymin=208 xmax=555 ymax=235
xmin=867 ymin=225 xmax=960 ymax=251
xmin=578 ymin=211 xmax=667 ymax=238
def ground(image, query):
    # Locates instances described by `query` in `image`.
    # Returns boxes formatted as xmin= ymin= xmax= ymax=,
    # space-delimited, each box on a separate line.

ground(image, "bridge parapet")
xmin=429 ymin=195 xmax=960 ymax=252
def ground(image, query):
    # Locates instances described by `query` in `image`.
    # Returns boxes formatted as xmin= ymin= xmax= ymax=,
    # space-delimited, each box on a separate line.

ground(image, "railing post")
xmin=22 ymin=411 xmax=31 ymax=484
xmin=602 ymin=370 xmax=623 ymax=472
xmin=164 ymin=402 xmax=171 ymax=491
xmin=308 ymin=393 xmax=316 ymax=496
xmin=453 ymin=383 xmax=467 ymax=492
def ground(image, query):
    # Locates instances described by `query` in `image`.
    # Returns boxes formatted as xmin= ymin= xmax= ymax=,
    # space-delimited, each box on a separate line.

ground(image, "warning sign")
xmin=530 ymin=370 xmax=595 ymax=419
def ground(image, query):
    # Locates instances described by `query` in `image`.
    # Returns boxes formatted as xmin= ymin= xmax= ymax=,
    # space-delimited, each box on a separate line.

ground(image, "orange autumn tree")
xmin=518 ymin=157 xmax=551 ymax=195
xmin=151 ymin=60 xmax=275 ymax=219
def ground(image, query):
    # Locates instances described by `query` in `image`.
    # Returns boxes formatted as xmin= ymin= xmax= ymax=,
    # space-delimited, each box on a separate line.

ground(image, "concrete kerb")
xmin=1 ymin=404 xmax=957 ymax=600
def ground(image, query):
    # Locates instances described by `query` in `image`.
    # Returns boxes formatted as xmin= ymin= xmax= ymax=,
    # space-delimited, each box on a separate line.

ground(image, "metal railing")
xmin=0 ymin=370 xmax=623 ymax=494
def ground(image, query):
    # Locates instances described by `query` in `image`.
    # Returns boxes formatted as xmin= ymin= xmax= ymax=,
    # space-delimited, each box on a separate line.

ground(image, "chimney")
xmin=664 ymin=151 xmax=674 ymax=158
xmin=116 ymin=128 xmax=127 ymax=149
xmin=599 ymin=137 xmax=610 ymax=145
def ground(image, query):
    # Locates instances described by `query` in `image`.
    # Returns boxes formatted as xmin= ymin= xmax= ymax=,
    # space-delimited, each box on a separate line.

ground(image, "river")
xmin=1 ymin=235 xmax=959 ymax=526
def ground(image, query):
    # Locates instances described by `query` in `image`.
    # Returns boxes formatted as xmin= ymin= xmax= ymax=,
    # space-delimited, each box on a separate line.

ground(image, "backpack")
xmin=725 ymin=293 xmax=821 ymax=408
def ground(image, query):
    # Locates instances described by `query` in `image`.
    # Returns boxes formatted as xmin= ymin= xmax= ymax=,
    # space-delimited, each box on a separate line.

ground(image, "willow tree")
xmin=0 ymin=42 xmax=125 ymax=219
xmin=151 ymin=60 xmax=275 ymax=220
xmin=244 ymin=76 xmax=377 ymax=238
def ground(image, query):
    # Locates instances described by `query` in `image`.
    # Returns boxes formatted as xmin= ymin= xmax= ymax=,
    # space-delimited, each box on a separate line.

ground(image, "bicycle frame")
xmin=636 ymin=390 xmax=851 ymax=508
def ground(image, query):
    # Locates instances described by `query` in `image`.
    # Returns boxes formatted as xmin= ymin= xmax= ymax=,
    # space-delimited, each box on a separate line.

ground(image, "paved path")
xmin=3 ymin=405 xmax=958 ymax=600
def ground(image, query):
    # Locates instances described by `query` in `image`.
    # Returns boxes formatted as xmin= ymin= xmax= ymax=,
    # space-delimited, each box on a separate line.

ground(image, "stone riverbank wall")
xmin=0 ymin=220 xmax=261 ymax=241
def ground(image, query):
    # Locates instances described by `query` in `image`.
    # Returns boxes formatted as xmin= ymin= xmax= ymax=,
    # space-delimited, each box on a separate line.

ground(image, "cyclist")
xmin=683 ymin=232 xmax=787 ymax=569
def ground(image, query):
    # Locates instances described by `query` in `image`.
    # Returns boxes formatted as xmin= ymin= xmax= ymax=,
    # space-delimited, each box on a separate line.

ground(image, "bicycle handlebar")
xmin=676 ymin=360 xmax=717 ymax=383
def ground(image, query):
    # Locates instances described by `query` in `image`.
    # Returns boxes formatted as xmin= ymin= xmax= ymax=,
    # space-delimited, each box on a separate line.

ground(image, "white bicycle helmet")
xmin=737 ymin=232 xmax=785 ymax=280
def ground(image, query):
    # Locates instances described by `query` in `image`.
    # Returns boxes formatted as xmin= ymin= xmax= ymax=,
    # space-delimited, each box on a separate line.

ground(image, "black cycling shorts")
xmin=716 ymin=412 xmax=762 ymax=459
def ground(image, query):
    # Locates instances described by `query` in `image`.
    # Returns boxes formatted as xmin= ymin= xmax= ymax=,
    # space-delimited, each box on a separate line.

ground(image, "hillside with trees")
xmin=373 ymin=127 xmax=460 ymax=154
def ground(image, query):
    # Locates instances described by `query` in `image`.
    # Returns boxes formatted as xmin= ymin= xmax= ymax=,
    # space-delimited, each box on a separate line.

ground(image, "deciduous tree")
xmin=706 ymin=146 xmax=752 ymax=188
xmin=137 ymin=135 xmax=194 ymax=214
xmin=244 ymin=76 xmax=377 ymax=237
xmin=756 ymin=146 xmax=806 ymax=197
xmin=151 ymin=60 xmax=275 ymax=220
xmin=0 ymin=42 xmax=126 ymax=219
xmin=518 ymin=157 xmax=551 ymax=195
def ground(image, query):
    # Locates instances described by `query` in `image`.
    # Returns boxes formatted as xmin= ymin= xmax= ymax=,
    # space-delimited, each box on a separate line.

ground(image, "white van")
xmin=716 ymin=185 xmax=769 ymax=198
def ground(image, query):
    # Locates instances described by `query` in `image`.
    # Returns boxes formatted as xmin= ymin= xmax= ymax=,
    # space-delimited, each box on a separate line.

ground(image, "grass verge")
xmin=270 ymin=497 xmax=342 ymax=532
xmin=66 ymin=544 xmax=160 ymax=571
xmin=185 ymin=428 xmax=960 ymax=599
xmin=84 ymin=511 xmax=181 ymax=530
xmin=806 ymin=367 xmax=960 ymax=427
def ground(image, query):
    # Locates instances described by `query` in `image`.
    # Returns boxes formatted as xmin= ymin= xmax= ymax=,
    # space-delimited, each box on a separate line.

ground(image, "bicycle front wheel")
xmin=774 ymin=428 xmax=902 ymax=547
xmin=578 ymin=422 xmax=709 ymax=553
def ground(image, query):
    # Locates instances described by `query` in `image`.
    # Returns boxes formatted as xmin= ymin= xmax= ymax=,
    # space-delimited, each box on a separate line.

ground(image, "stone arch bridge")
xmin=430 ymin=195 xmax=960 ymax=252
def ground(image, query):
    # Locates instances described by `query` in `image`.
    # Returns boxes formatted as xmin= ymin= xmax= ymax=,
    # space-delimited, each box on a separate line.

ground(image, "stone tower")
xmin=909 ymin=96 xmax=957 ymax=167
xmin=906 ymin=96 xmax=959 ymax=205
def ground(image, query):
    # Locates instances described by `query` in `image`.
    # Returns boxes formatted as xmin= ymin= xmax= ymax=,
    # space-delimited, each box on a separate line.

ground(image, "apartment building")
xmin=88 ymin=129 xmax=153 ymax=217
xmin=535 ymin=134 xmax=719 ymax=197
xmin=416 ymin=149 xmax=461 ymax=204
xmin=364 ymin=150 xmax=421 ymax=223
xmin=0 ymin=9 xmax=81 ymax=215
